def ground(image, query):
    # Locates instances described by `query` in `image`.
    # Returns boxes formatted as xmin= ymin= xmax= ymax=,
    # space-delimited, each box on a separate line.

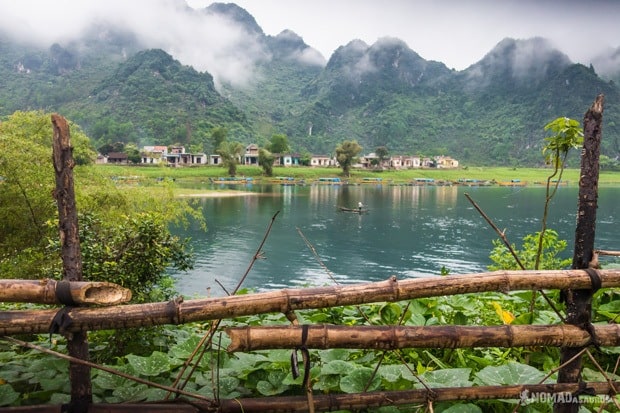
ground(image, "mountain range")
xmin=1 ymin=2 xmax=619 ymax=167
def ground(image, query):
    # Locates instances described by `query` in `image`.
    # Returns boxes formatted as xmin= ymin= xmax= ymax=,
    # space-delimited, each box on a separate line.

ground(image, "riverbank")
xmin=94 ymin=164 xmax=620 ymax=186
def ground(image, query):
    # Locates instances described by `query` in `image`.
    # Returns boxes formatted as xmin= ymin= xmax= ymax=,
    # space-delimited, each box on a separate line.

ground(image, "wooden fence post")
xmin=555 ymin=94 xmax=604 ymax=413
xmin=51 ymin=114 xmax=92 ymax=412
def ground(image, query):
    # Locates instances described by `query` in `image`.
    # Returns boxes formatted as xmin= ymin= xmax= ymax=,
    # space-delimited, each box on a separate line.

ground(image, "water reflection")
xmin=171 ymin=185 xmax=618 ymax=297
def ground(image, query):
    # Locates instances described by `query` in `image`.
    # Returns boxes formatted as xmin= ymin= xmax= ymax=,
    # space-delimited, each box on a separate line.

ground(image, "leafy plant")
xmin=536 ymin=117 xmax=583 ymax=269
xmin=488 ymin=230 xmax=572 ymax=271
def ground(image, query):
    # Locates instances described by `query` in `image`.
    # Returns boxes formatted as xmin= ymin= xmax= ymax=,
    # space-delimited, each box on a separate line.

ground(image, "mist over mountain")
xmin=0 ymin=1 xmax=619 ymax=166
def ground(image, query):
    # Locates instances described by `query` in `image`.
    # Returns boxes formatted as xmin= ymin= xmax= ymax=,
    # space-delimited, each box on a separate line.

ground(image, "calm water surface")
xmin=171 ymin=184 xmax=619 ymax=297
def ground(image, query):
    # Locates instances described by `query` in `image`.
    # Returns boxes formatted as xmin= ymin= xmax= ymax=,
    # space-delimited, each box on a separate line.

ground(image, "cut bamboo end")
xmin=0 ymin=279 xmax=132 ymax=306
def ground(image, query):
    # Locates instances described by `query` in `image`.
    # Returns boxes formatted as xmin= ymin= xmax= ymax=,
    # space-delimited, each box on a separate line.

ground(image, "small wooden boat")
xmin=338 ymin=206 xmax=369 ymax=214
xmin=270 ymin=176 xmax=296 ymax=185
xmin=317 ymin=177 xmax=343 ymax=184
xmin=210 ymin=177 xmax=254 ymax=184
xmin=498 ymin=179 xmax=527 ymax=187
xmin=361 ymin=177 xmax=383 ymax=184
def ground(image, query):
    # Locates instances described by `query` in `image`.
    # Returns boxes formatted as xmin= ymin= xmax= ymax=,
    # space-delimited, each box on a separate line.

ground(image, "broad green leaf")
xmin=340 ymin=367 xmax=381 ymax=393
xmin=405 ymin=313 xmax=427 ymax=326
xmin=49 ymin=392 xmax=70 ymax=404
xmin=421 ymin=368 xmax=472 ymax=388
xmin=321 ymin=360 xmax=355 ymax=375
xmin=144 ymin=387 xmax=167 ymax=402
xmin=38 ymin=378 xmax=69 ymax=392
xmin=126 ymin=351 xmax=171 ymax=376
xmin=598 ymin=301 xmax=620 ymax=312
xmin=212 ymin=376 xmax=241 ymax=398
xmin=474 ymin=362 xmax=547 ymax=386
xmin=0 ymin=384 xmax=20 ymax=407
xmin=29 ymin=358 xmax=68 ymax=374
xmin=313 ymin=374 xmax=341 ymax=392
xmin=92 ymin=369 xmax=133 ymax=391
xmin=441 ymin=403 xmax=483 ymax=413
xmin=225 ymin=353 xmax=270 ymax=379
xmin=113 ymin=383 xmax=149 ymax=402
xmin=256 ymin=371 xmax=289 ymax=396
xmin=377 ymin=365 xmax=411 ymax=383
xmin=168 ymin=335 xmax=202 ymax=360
xmin=379 ymin=302 xmax=402 ymax=324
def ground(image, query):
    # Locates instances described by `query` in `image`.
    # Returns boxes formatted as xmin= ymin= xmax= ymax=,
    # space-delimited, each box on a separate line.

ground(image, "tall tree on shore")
xmin=211 ymin=127 xmax=228 ymax=152
xmin=268 ymin=133 xmax=290 ymax=154
xmin=217 ymin=141 xmax=244 ymax=176
xmin=258 ymin=148 xmax=275 ymax=176
xmin=375 ymin=146 xmax=389 ymax=168
xmin=336 ymin=140 xmax=362 ymax=177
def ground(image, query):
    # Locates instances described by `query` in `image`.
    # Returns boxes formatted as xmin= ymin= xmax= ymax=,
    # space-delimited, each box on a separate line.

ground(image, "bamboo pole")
xmin=2 ymin=382 xmax=617 ymax=413
xmin=217 ymin=382 xmax=620 ymax=413
xmin=226 ymin=324 xmax=620 ymax=352
xmin=556 ymin=94 xmax=605 ymax=413
xmin=51 ymin=113 xmax=91 ymax=411
xmin=1 ymin=270 xmax=620 ymax=336
xmin=0 ymin=279 xmax=131 ymax=305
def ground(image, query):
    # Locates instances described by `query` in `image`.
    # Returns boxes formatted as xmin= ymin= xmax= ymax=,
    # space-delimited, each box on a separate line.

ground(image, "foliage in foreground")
xmin=1 ymin=284 xmax=619 ymax=411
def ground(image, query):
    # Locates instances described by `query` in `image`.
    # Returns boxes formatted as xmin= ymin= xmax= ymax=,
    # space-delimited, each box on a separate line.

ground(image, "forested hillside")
xmin=1 ymin=2 xmax=619 ymax=166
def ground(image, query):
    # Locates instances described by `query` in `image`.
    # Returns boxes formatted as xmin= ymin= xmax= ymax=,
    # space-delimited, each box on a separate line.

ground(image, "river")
xmin=170 ymin=183 xmax=619 ymax=297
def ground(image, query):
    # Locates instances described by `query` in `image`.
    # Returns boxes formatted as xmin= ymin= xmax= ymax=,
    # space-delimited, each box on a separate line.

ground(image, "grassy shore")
xmin=92 ymin=164 xmax=620 ymax=186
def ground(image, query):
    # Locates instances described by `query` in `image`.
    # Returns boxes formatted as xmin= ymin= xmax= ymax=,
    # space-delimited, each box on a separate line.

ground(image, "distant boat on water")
xmin=270 ymin=176 xmax=296 ymax=185
xmin=338 ymin=206 xmax=369 ymax=214
xmin=497 ymin=179 xmax=527 ymax=187
xmin=210 ymin=177 xmax=253 ymax=184
xmin=316 ymin=177 xmax=343 ymax=184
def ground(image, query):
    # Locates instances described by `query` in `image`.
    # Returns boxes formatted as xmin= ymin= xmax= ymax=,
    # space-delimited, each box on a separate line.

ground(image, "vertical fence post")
xmin=554 ymin=94 xmax=604 ymax=413
xmin=51 ymin=114 xmax=92 ymax=412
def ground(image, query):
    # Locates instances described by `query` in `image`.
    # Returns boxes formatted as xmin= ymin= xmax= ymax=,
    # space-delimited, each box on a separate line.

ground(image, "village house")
xmin=358 ymin=154 xmax=423 ymax=170
xmin=165 ymin=146 xmax=207 ymax=166
xmin=141 ymin=145 xmax=168 ymax=164
xmin=310 ymin=154 xmax=335 ymax=167
xmin=274 ymin=153 xmax=302 ymax=167
xmin=244 ymin=144 xmax=259 ymax=166
xmin=209 ymin=154 xmax=221 ymax=165
xmin=435 ymin=155 xmax=459 ymax=168
xmin=105 ymin=152 xmax=128 ymax=164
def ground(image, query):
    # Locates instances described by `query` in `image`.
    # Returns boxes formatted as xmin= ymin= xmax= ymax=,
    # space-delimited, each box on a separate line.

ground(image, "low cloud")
xmin=0 ymin=0 xmax=272 ymax=88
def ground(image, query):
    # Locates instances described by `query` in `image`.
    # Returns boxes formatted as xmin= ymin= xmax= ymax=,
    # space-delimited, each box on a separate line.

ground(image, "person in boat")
xmin=358 ymin=201 xmax=364 ymax=212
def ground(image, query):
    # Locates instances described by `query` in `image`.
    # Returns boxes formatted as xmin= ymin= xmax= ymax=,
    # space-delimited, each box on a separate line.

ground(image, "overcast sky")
xmin=1 ymin=0 xmax=619 ymax=85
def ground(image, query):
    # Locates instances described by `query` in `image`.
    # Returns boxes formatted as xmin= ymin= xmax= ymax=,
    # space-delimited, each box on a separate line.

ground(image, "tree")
xmin=300 ymin=150 xmax=312 ymax=166
xmin=258 ymin=148 xmax=275 ymax=176
xmin=335 ymin=140 xmax=362 ymax=177
xmin=76 ymin=212 xmax=192 ymax=303
xmin=124 ymin=143 xmax=142 ymax=164
xmin=0 ymin=111 xmax=200 ymax=294
xmin=375 ymin=146 xmax=389 ymax=168
xmin=98 ymin=142 xmax=125 ymax=155
xmin=268 ymin=133 xmax=290 ymax=154
xmin=0 ymin=111 xmax=96 ymax=277
xmin=217 ymin=141 xmax=244 ymax=176
xmin=211 ymin=126 xmax=228 ymax=152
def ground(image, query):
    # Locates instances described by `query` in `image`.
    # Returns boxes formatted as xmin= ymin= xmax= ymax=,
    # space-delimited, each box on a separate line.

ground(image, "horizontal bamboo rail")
xmin=1 ymin=269 xmax=618 ymax=336
xmin=0 ymin=279 xmax=131 ymax=305
xmin=218 ymin=381 xmax=620 ymax=412
xmin=227 ymin=324 xmax=620 ymax=352
xmin=4 ymin=382 xmax=618 ymax=413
